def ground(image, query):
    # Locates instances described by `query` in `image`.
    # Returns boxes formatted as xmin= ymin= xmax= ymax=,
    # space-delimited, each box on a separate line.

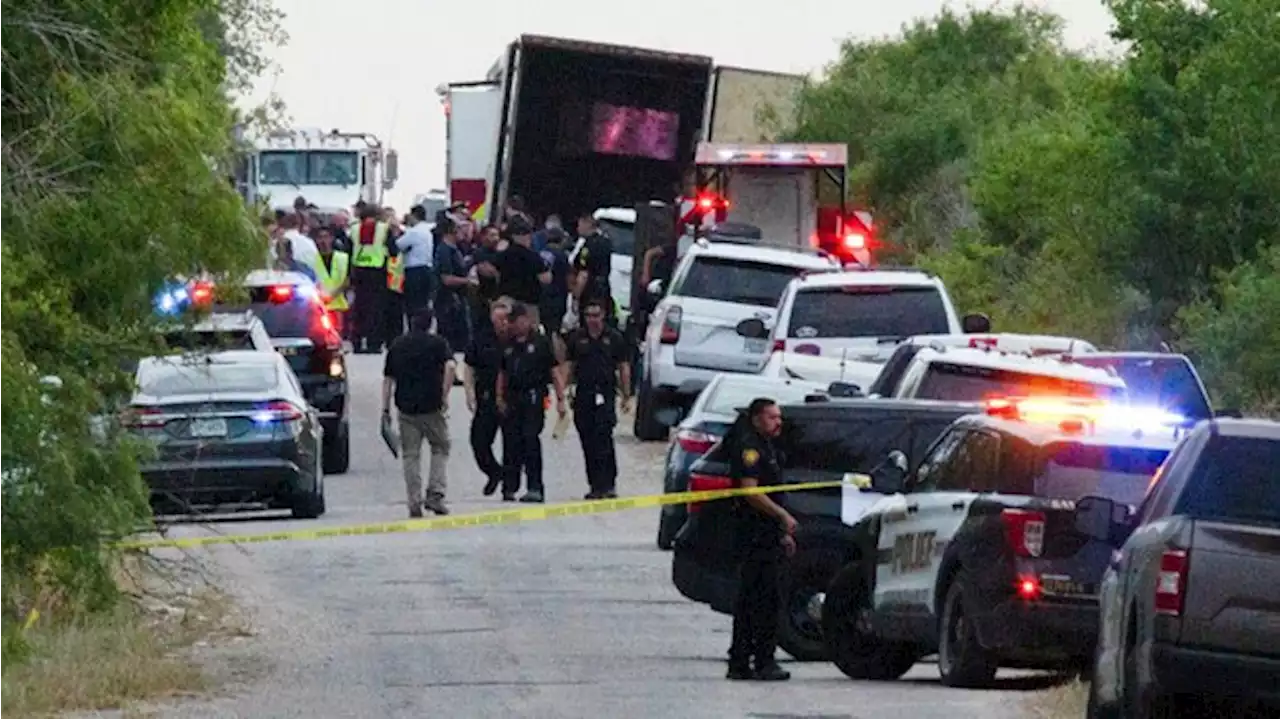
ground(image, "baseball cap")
xmin=507 ymin=216 xmax=534 ymax=236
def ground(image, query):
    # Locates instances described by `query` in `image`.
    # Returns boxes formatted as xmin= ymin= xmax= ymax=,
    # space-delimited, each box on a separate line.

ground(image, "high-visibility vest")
xmin=350 ymin=221 xmax=390 ymax=268
xmin=314 ymin=251 xmax=350 ymax=311
xmin=386 ymin=255 xmax=405 ymax=293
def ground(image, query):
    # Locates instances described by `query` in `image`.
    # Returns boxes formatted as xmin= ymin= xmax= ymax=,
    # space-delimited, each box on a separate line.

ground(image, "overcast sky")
xmin=249 ymin=0 xmax=1117 ymax=210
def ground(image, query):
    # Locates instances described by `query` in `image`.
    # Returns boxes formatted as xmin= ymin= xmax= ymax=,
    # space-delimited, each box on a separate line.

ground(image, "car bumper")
xmin=973 ymin=597 xmax=1097 ymax=664
xmin=298 ymin=375 xmax=346 ymax=418
xmin=1152 ymin=644 xmax=1280 ymax=701
xmin=143 ymin=458 xmax=312 ymax=509
xmin=672 ymin=550 xmax=736 ymax=614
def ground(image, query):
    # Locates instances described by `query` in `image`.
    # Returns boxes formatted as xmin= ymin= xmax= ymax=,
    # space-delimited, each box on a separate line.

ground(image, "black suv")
xmin=821 ymin=401 xmax=1178 ymax=687
xmin=215 ymin=272 xmax=350 ymax=474
xmin=671 ymin=397 xmax=979 ymax=661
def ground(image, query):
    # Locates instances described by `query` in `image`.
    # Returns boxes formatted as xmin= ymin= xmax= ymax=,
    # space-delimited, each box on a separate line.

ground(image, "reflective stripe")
xmin=387 ymin=256 xmax=405 ymax=293
xmin=314 ymin=251 xmax=350 ymax=311
xmin=350 ymin=221 xmax=390 ymax=268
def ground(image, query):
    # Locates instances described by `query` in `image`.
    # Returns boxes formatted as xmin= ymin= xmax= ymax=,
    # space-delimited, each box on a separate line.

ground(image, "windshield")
xmin=677 ymin=257 xmax=807 ymax=307
xmin=1176 ymin=435 xmax=1280 ymax=525
xmin=916 ymin=363 xmax=1125 ymax=402
xmin=703 ymin=380 xmax=825 ymax=417
xmin=1036 ymin=443 xmax=1170 ymax=506
xmin=258 ymin=151 xmax=359 ymax=186
xmin=598 ymin=220 xmax=635 ymax=258
xmin=140 ymin=362 xmax=277 ymax=397
xmin=1070 ymin=355 xmax=1212 ymax=421
xmin=222 ymin=300 xmax=320 ymax=339
xmin=163 ymin=329 xmax=254 ymax=351
xmin=789 ymin=286 xmax=950 ymax=338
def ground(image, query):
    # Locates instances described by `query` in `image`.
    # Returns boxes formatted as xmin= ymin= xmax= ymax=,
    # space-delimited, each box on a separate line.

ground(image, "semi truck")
xmin=234 ymin=127 xmax=399 ymax=216
xmin=438 ymin=82 xmax=504 ymax=223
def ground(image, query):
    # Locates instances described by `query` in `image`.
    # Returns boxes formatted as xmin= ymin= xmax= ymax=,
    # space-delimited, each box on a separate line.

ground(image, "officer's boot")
xmin=752 ymin=660 xmax=791 ymax=681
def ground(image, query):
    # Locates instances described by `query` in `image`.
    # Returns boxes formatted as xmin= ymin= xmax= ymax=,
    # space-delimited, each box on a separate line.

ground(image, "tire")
xmin=822 ymin=564 xmax=919 ymax=680
xmin=633 ymin=380 xmax=667 ymax=441
xmin=937 ymin=571 xmax=999 ymax=687
xmin=656 ymin=510 xmax=680 ymax=550
xmin=323 ymin=421 xmax=350 ymax=475
xmin=291 ymin=486 xmax=326 ymax=519
xmin=777 ymin=545 xmax=843 ymax=662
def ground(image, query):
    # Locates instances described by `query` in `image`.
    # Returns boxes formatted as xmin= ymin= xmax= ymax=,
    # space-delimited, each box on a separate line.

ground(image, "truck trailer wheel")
xmin=823 ymin=564 xmax=919 ymax=680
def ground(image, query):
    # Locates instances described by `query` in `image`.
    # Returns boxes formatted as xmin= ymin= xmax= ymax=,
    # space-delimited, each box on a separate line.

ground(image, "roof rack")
xmin=694 ymin=236 xmax=837 ymax=261
xmin=840 ymin=263 xmax=935 ymax=276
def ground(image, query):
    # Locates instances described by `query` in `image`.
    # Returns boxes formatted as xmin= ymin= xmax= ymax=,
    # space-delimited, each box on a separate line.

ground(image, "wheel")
xmin=937 ymin=571 xmax=999 ymax=687
xmin=656 ymin=510 xmax=680 ymax=550
xmin=323 ymin=420 xmax=350 ymax=475
xmin=632 ymin=380 xmax=667 ymax=441
xmin=822 ymin=563 xmax=919 ymax=680
xmin=292 ymin=463 xmax=326 ymax=520
xmin=777 ymin=545 xmax=843 ymax=662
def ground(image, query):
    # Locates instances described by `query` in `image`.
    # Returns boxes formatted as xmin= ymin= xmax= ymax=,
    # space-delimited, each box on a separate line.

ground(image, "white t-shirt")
xmin=285 ymin=229 xmax=319 ymax=270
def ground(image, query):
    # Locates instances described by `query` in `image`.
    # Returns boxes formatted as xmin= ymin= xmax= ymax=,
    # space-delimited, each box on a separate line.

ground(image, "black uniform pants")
xmin=573 ymin=393 xmax=617 ymax=494
xmin=403 ymin=266 xmax=433 ymax=315
xmin=384 ymin=290 xmax=405 ymax=343
xmin=351 ymin=266 xmax=386 ymax=350
xmin=729 ymin=553 xmax=783 ymax=668
xmin=470 ymin=396 xmax=503 ymax=482
xmin=501 ymin=394 xmax=545 ymax=496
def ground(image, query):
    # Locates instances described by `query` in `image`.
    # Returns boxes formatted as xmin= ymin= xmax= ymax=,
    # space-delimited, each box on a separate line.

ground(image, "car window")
xmin=674 ymin=257 xmax=807 ymax=307
xmin=704 ymin=382 xmax=824 ymax=417
xmin=139 ymin=362 xmax=277 ymax=397
xmin=224 ymin=300 xmax=321 ymax=338
xmin=962 ymin=432 xmax=1003 ymax=492
xmin=1070 ymin=356 xmax=1212 ymax=421
xmin=163 ymin=329 xmax=254 ymax=351
xmin=788 ymin=287 xmax=950 ymax=339
xmin=598 ymin=219 xmax=635 ymax=258
xmin=908 ymin=419 xmax=958 ymax=471
xmin=913 ymin=428 xmax=966 ymax=492
xmin=1034 ymin=443 xmax=1170 ymax=506
xmin=916 ymin=362 xmax=1125 ymax=403
xmin=1175 ymin=435 xmax=1280 ymax=525
xmin=782 ymin=417 xmax=911 ymax=473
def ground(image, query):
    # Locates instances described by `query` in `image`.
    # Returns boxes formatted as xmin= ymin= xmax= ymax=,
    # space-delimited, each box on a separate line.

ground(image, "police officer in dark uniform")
xmin=573 ymin=214 xmax=614 ymax=326
xmin=496 ymin=302 xmax=566 ymax=503
xmin=726 ymin=398 xmax=796 ymax=682
xmin=464 ymin=300 xmax=512 ymax=497
xmin=564 ymin=298 xmax=631 ymax=499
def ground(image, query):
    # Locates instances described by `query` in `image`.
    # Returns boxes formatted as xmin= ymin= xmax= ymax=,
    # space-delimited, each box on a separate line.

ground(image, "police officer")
xmin=464 ymin=300 xmax=511 ymax=496
xmin=726 ymin=398 xmax=796 ymax=682
xmin=495 ymin=302 xmax=566 ymax=503
xmin=572 ymin=214 xmax=614 ymax=326
xmin=564 ymin=298 xmax=631 ymax=499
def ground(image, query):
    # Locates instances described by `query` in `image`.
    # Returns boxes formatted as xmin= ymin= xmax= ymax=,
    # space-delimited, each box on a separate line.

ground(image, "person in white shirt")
xmin=396 ymin=204 xmax=435 ymax=315
xmin=281 ymin=213 xmax=319 ymax=271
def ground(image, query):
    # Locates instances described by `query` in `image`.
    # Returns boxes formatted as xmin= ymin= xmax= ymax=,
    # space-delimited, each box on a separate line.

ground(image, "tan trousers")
xmin=398 ymin=411 xmax=450 ymax=509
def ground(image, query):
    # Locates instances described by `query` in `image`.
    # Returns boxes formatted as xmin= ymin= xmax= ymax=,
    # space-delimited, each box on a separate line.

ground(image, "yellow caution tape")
xmin=117 ymin=479 xmax=856 ymax=550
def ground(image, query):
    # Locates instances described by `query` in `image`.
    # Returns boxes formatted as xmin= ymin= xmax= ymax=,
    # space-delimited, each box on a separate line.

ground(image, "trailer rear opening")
xmin=503 ymin=37 xmax=711 ymax=222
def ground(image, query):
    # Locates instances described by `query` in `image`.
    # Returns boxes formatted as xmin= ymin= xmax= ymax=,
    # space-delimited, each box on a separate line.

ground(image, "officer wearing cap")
xmin=495 ymin=302 xmax=566 ymax=503
xmin=725 ymin=398 xmax=796 ymax=682
xmin=564 ymin=297 xmax=631 ymax=499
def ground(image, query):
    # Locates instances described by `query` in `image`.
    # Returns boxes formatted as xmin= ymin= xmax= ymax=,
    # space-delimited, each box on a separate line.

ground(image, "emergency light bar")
xmin=694 ymin=142 xmax=848 ymax=167
xmin=984 ymin=396 xmax=1186 ymax=433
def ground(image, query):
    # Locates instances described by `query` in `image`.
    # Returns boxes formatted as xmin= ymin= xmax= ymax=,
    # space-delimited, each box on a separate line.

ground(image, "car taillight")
xmin=251 ymin=400 xmax=303 ymax=423
xmin=687 ymin=472 xmax=733 ymax=513
xmin=1016 ymin=575 xmax=1041 ymax=600
xmin=675 ymin=429 xmax=719 ymax=455
xmin=121 ymin=405 xmax=166 ymax=429
xmin=772 ymin=339 xmax=785 ymax=353
xmin=268 ymin=285 xmax=294 ymax=303
xmin=1001 ymin=508 xmax=1046 ymax=557
xmin=659 ymin=306 xmax=681 ymax=344
xmin=1154 ymin=549 xmax=1189 ymax=616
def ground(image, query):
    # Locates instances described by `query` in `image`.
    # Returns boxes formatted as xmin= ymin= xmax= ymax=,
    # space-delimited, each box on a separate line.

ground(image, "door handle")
xmin=905 ymin=504 xmax=919 ymax=514
xmin=951 ymin=501 xmax=966 ymax=511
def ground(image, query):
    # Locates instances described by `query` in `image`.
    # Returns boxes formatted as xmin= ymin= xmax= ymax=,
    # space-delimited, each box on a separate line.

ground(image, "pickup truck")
xmin=1085 ymin=418 xmax=1280 ymax=718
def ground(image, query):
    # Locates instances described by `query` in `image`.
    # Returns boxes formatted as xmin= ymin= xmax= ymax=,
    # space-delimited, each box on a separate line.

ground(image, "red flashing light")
xmin=1154 ymin=549 xmax=1189 ymax=616
xmin=1001 ymin=508 xmax=1046 ymax=558
xmin=969 ymin=336 xmax=999 ymax=350
xmin=268 ymin=285 xmax=294 ymax=303
xmin=191 ymin=282 xmax=214 ymax=304
xmin=319 ymin=311 xmax=334 ymax=332
xmin=1016 ymin=576 xmax=1042 ymax=601
xmin=844 ymin=232 xmax=867 ymax=251
xmin=675 ymin=429 xmax=719 ymax=455
xmin=983 ymin=396 xmax=1105 ymax=425
xmin=687 ymin=472 xmax=733 ymax=513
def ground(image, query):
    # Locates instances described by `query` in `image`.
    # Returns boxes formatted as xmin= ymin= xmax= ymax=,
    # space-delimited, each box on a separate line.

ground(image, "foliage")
xmin=790 ymin=1 xmax=1279 ymax=407
xmin=1 ymin=0 xmax=282 ymax=625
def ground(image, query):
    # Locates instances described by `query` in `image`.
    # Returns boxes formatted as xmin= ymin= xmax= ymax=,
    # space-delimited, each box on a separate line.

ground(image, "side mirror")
xmin=735 ymin=318 xmax=768 ymax=339
xmin=869 ymin=450 xmax=909 ymax=494
xmin=382 ymin=150 xmax=399 ymax=188
xmin=961 ymin=313 xmax=992 ymax=334
xmin=1215 ymin=407 xmax=1242 ymax=419
xmin=1074 ymin=495 xmax=1133 ymax=543
xmin=646 ymin=279 xmax=664 ymax=297
xmin=827 ymin=381 xmax=863 ymax=398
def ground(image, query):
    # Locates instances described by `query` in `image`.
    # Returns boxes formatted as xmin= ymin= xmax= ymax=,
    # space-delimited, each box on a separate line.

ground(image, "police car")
xmin=820 ymin=396 xmax=1183 ymax=686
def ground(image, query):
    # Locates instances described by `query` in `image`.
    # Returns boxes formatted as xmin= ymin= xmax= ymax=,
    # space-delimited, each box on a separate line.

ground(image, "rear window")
xmin=598 ymin=219 xmax=635 ymax=258
xmin=916 ymin=363 xmax=1125 ymax=402
xmin=1176 ymin=436 xmax=1280 ymax=525
xmin=676 ymin=257 xmax=807 ymax=307
xmin=163 ymin=329 xmax=254 ymax=351
xmin=789 ymin=286 xmax=950 ymax=339
xmin=223 ymin=300 xmax=319 ymax=338
xmin=703 ymin=381 xmax=824 ymax=417
xmin=1036 ymin=443 xmax=1170 ymax=506
xmin=140 ymin=362 xmax=277 ymax=397
xmin=1071 ymin=356 xmax=1212 ymax=421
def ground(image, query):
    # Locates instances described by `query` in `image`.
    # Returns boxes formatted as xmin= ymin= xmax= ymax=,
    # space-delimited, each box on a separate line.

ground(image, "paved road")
xmin=153 ymin=353 xmax=1059 ymax=719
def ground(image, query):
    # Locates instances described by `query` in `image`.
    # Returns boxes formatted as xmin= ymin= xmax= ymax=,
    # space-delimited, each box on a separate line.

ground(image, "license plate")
xmin=190 ymin=418 xmax=227 ymax=438
xmin=744 ymin=338 xmax=768 ymax=353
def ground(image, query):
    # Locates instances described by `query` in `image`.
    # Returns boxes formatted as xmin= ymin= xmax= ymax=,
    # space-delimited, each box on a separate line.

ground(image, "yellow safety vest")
xmin=350 ymin=221 xmax=390 ymax=268
xmin=387 ymin=255 xmax=405 ymax=293
xmin=314 ymin=251 xmax=350 ymax=311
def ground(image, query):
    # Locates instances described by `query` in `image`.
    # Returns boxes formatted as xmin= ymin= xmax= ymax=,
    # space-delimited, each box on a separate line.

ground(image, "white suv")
xmin=633 ymin=239 xmax=840 ymax=440
xmin=887 ymin=345 xmax=1127 ymax=401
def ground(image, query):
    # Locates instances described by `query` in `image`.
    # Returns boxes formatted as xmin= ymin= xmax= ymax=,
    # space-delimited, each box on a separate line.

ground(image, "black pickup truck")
xmin=1086 ymin=418 xmax=1280 ymax=718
